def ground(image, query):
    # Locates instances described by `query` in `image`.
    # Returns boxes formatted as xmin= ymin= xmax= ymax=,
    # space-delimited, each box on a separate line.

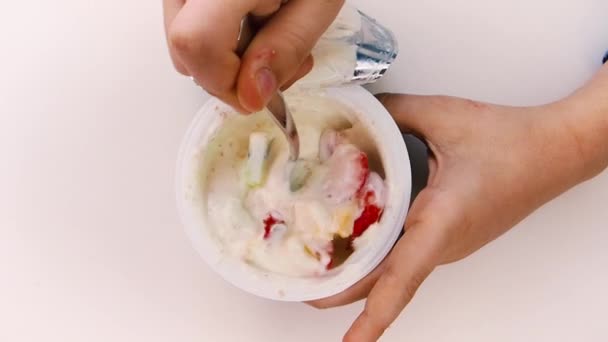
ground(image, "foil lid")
xmin=351 ymin=11 xmax=398 ymax=84
xmin=295 ymin=5 xmax=398 ymax=89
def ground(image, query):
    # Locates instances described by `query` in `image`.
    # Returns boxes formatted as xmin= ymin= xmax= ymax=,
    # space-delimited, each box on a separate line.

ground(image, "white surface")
xmin=3 ymin=0 xmax=607 ymax=341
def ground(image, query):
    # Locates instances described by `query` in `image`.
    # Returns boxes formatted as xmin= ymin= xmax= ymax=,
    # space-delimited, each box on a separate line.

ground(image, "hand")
xmin=163 ymin=0 xmax=344 ymax=113
xmin=308 ymin=90 xmax=608 ymax=341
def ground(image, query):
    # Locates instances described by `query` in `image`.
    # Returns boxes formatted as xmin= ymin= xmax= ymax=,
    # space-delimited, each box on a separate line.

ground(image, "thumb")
xmin=343 ymin=189 xmax=459 ymax=342
xmin=342 ymin=225 xmax=440 ymax=342
xmin=378 ymin=93 xmax=453 ymax=139
xmin=237 ymin=0 xmax=344 ymax=112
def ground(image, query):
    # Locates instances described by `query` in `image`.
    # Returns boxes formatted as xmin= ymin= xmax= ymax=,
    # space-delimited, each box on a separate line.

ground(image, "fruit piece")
xmin=351 ymin=204 xmax=382 ymax=239
xmin=350 ymin=173 xmax=386 ymax=239
xmin=245 ymin=132 xmax=272 ymax=187
xmin=323 ymin=144 xmax=370 ymax=204
xmin=289 ymin=160 xmax=313 ymax=192
xmin=332 ymin=204 xmax=357 ymax=238
xmin=263 ymin=213 xmax=285 ymax=240
xmin=318 ymin=129 xmax=347 ymax=161
xmin=302 ymin=241 xmax=332 ymax=268
xmin=358 ymin=171 xmax=386 ymax=208
xmin=304 ymin=245 xmax=321 ymax=261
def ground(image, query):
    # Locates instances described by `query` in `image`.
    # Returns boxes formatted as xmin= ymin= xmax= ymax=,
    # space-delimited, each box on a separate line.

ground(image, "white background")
xmin=3 ymin=0 xmax=608 ymax=341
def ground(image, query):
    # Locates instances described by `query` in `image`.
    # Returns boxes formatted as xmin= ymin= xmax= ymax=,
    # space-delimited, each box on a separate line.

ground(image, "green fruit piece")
xmin=289 ymin=160 xmax=313 ymax=192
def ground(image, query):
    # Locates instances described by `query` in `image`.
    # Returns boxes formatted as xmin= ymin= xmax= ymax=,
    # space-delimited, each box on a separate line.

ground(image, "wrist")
xmin=553 ymin=66 xmax=608 ymax=181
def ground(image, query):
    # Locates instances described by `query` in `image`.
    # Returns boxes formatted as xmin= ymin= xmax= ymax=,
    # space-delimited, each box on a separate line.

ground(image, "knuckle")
xmin=168 ymin=25 xmax=204 ymax=57
xmin=356 ymin=309 xmax=385 ymax=336
xmin=280 ymin=25 xmax=312 ymax=60
xmin=381 ymin=265 xmax=401 ymax=288
xmin=403 ymin=271 xmax=426 ymax=300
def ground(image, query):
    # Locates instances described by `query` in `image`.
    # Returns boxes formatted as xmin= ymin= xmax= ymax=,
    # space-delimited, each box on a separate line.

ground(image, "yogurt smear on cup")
xmin=200 ymin=93 xmax=389 ymax=277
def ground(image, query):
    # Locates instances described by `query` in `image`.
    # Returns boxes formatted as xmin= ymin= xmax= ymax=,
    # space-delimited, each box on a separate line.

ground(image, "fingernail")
xmin=256 ymin=67 xmax=277 ymax=105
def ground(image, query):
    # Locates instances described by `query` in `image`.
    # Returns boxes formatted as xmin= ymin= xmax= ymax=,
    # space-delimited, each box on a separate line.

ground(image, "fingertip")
xmin=343 ymin=310 xmax=383 ymax=342
xmin=236 ymin=75 xmax=261 ymax=112
xmin=237 ymin=50 xmax=278 ymax=112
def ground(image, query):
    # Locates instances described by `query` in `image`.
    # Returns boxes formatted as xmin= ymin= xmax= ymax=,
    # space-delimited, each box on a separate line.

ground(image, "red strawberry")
xmin=323 ymin=144 xmax=370 ymax=204
xmin=351 ymin=172 xmax=386 ymax=239
xmin=351 ymin=204 xmax=382 ymax=239
xmin=262 ymin=213 xmax=285 ymax=240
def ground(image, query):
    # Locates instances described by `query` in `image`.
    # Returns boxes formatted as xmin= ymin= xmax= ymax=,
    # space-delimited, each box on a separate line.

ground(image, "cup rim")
xmin=175 ymin=85 xmax=411 ymax=301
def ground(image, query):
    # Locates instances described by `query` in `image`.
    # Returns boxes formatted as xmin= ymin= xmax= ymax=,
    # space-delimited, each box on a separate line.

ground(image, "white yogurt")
xmin=177 ymin=87 xmax=411 ymax=301
xmin=201 ymin=92 xmax=386 ymax=277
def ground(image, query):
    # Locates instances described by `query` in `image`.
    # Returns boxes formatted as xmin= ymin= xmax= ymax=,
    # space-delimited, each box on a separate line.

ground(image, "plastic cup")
xmin=176 ymin=85 xmax=411 ymax=301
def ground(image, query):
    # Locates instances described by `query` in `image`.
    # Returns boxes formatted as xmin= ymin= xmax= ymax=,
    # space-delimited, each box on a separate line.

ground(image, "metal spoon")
xmin=236 ymin=16 xmax=300 ymax=161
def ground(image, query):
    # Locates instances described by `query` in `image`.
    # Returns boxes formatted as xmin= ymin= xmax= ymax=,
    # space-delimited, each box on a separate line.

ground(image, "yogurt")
xmin=176 ymin=87 xmax=411 ymax=301
xmin=201 ymin=92 xmax=387 ymax=277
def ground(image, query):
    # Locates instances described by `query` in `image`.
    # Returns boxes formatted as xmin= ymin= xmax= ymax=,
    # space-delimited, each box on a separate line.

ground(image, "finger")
xmin=343 ymin=220 xmax=446 ymax=342
xmin=251 ymin=0 xmax=282 ymax=17
xmin=237 ymin=0 xmax=345 ymax=111
xmin=162 ymin=0 xmax=187 ymax=74
xmin=168 ymin=0 xmax=256 ymax=106
xmin=378 ymin=93 xmax=450 ymax=139
xmin=280 ymin=55 xmax=314 ymax=91
xmin=162 ymin=0 xmax=183 ymax=29
xmin=307 ymin=258 xmax=386 ymax=309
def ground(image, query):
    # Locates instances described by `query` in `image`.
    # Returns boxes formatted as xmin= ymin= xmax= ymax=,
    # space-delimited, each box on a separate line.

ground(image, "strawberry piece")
xmin=263 ymin=214 xmax=285 ymax=240
xmin=357 ymin=172 xmax=386 ymax=208
xmin=350 ymin=172 xmax=386 ymax=239
xmin=351 ymin=204 xmax=382 ymax=238
xmin=323 ymin=144 xmax=370 ymax=204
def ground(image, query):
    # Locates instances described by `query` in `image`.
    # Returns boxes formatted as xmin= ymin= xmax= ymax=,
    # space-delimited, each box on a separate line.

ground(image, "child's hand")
xmin=309 ymin=81 xmax=608 ymax=341
xmin=162 ymin=0 xmax=344 ymax=112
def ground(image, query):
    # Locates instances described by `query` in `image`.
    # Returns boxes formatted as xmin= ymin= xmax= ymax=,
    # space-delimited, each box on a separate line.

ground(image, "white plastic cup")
xmin=176 ymin=86 xmax=411 ymax=301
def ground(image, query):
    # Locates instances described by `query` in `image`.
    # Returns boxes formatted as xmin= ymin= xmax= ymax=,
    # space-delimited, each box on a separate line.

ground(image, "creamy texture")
xmin=200 ymin=93 xmax=387 ymax=277
xmin=297 ymin=5 xmax=361 ymax=88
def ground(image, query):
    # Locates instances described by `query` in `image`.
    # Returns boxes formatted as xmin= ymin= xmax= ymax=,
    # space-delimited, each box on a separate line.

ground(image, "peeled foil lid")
xmin=295 ymin=5 xmax=399 ymax=89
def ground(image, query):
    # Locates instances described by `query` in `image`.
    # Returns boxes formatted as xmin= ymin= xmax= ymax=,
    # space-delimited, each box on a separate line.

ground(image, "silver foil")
xmin=349 ymin=11 xmax=399 ymax=85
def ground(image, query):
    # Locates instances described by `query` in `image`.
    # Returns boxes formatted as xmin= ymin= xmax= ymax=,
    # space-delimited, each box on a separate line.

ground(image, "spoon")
xmin=236 ymin=16 xmax=300 ymax=161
